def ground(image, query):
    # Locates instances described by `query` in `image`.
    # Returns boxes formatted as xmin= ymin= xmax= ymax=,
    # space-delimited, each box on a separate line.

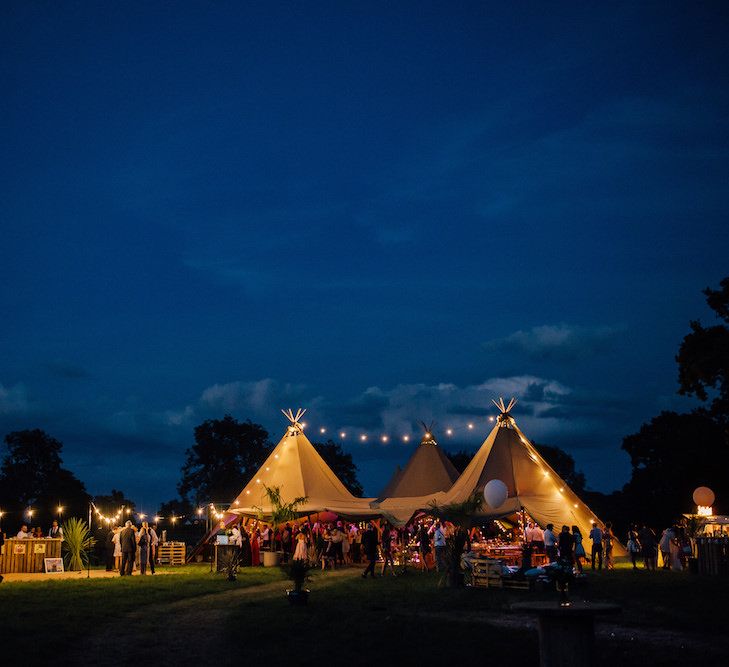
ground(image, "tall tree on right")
xmin=677 ymin=276 xmax=729 ymax=427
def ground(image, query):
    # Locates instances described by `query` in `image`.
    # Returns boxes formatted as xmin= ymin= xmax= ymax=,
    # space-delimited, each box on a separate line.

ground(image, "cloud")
xmin=0 ymin=382 xmax=27 ymax=414
xmin=483 ymin=324 xmax=625 ymax=361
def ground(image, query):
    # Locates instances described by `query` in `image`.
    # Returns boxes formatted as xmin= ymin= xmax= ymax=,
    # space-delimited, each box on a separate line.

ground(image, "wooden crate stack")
xmin=472 ymin=557 xmax=503 ymax=588
xmin=157 ymin=541 xmax=186 ymax=566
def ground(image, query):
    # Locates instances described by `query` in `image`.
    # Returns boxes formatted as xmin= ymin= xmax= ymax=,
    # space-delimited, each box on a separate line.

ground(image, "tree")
xmin=677 ymin=276 xmax=729 ymax=425
xmin=0 ymin=429 xmax=90 ymax=530
xmin=1 ymin=430 xmax=64 ymax=507
xmin=179 ymin=415 xmax=273 ymax=505
xmin=621 ymin=411 xmax=728 ymax=527
xmin=534 ymin=443 xmax=587 ymax=495
xmin=313 ymin=440 xmax=363 ymax=496
xmin=158 ymin=497 xmax=194 ymax=521
xmin=446 ymin=448 xmax=475 ymax=474
xmin=93 ymin=489 xmax=137 ymax=521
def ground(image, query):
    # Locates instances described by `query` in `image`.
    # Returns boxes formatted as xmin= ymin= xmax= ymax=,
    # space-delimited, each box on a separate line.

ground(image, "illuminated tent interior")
xmin=372 ymin=399 xmax=622 ymax=553
xmin=377 ymin=424 xmax=459 ymax=500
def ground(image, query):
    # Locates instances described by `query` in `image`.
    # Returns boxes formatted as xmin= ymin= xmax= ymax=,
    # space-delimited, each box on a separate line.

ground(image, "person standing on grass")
xmin=572 ymin=526 xmax=586 ymax=573
xmin=361 ymin=522 xmax=379 ymax=579
xmin=104 ymin=526 xmax=116 ymax=571
xmin=639 ymin=524 xmax=658 ymax=571
xmin=433 ymin=521 xmax=446 ymax=573
xmin=603 ymin=522 xmax=614 ymax=570
xmin=589 ymin=522 xmax=603 ymax=570
xmin=251 ymin=529 xmax=261 ymax=566
xmin=659 ymin=526 xmax=674 ymax=569
xmin=558 ymin=525 xmax=574 ymax=566
xmin=543 ymin=524 xmax=557 ymax=562
xmin=149 ymin=523 xmax=159 ymax=574
xmin=417 ymin=523 xmax=432 ymax=572
xmin=112 ymin=526 xmax=122 ymax=571
xmin=120 ymin=520 xmax=137 ymax=576
xmin=138 ymin=522 xmax=151 ymax=575
xmin=627 ymin=525 xmax=641 ymax=570
xmin=380 ymin=523 xmax=397 ymax=577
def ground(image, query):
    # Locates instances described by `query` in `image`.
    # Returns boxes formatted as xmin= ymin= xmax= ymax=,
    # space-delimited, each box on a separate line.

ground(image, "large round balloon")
xmin=483 ymin=479 xmax=508 ymax=508
xmin=693 ymin=486 xmax=715 ymax=507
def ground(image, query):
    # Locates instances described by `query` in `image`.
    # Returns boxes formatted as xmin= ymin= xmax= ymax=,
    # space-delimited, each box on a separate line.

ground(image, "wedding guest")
xmin=48 ymin=520 xmax=63 ymax=539
xmin=16 ymin=525 xmax=31 ymax=539
xmin=251 ymin=529 xmax=261 ymax=566
xmin=589 ymin=522 xmax=603 ymax=570
xmin=603 ymin=522 xmax=615 ymax=570
xmin=119 ymin=520 xmax=137 ymax=576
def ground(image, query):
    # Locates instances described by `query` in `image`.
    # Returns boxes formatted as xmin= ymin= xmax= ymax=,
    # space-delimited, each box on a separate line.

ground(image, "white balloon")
xmin=693 ymin=486 xmax=715 ymax=507
xmin=484 ymin=479 xmax=508 ymax=508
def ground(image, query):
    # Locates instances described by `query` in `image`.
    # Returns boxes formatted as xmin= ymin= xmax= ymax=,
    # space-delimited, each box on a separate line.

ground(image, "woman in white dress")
xmin=293 ymin=532 xmax=308 ymax=561
xmin=112 ymin=527 xmax=122 ymax=571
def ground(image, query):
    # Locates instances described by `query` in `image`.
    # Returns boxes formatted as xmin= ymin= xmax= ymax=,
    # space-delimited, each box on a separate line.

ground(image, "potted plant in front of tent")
xmin=429 ymin=492 xmax=483 ymax=588
xmin=286 ymin=558 xmax=313 ymax=605
xmin=255 ymin=485 xmax=307 ymax=567
xmin=62 ymin=517 xmax=96 ymax=571
xmin=218 ymin=548 xmax=242 ymax=581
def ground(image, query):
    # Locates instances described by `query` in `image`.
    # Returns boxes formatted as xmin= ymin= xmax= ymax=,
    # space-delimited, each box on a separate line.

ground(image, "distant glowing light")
xmin=488 ymin=416 xmax=495 ymax=422
xmin=300 ymin=422 xmax=307 ymax=429
xmin=57 ymin=505 xmax=64 ymax=514
xmin=274 ymin=454 xmax=279 ymax=459
xmin=246 ymin=490 xmax=250 ymax=495
xmin=381 ymin=435 xmax=389 ymax=443
xmin=559 ymin=487 xmax=564 ymax=492
xmin=256 ymin=478 xmax=261 ymax=484
xmin=197 ymin=508 xmax=203 ymax=515
xmin=403 ymin=435 xmax=410 ymax=442
xmin=340 ymin=431 xmax=346 ymax=438
xmin=154 ymin=516 xmax=161 ymax=523
xmin=320 ymin=427 xmax=326 ymax=434
xmin=424 ymin=432 xmax=431 ymax=439
xmin=445 ymin=428 xmax=453 ymax=436
xmin=573 ymin=504 xmax=578 ymax=508
xmin=360 ymin=434 xmax=367 ymax=442
xmin=467 ymin=423 xmax=474 ymax=430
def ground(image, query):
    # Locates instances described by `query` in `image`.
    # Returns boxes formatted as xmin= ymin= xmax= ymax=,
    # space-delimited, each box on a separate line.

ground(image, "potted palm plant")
xmin=218 ymin=549 xmax=242 ymax=581
xmin=286 ymin=558 xmax=313 ymax=605
xmin=62 ymin=517 xmax=95 ymax=571
xmin=255 ymin=485 xmax=307 ymax=567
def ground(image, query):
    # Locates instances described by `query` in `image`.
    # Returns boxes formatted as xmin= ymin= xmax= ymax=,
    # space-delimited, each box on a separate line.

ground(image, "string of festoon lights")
xmin=296 ymin=415 xmax=497 ymax=444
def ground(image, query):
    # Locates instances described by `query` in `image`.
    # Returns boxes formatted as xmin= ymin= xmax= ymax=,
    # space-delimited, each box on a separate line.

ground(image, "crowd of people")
xmin=13 ymin=521 xmax=64 ymax=539
xmin=222 ymin=517 xmax=464 ymax=577
xmin=106 ymin=520 xmax=159 ymax=575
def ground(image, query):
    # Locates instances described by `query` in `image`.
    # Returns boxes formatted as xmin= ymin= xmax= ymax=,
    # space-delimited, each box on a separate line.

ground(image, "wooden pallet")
xmin=472 ymin=558 xmax=503 ymax=589
xmin=157 ymin=541 xmax=186 ymax=566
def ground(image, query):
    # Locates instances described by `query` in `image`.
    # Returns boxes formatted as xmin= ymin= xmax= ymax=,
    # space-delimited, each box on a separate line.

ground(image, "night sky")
xmin=2 ymin=2 xmax=728 ymax=512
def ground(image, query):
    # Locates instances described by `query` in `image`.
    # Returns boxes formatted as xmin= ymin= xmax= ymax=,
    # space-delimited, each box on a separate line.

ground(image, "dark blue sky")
xmin=2 ymin=2 xmax=728 ymax=512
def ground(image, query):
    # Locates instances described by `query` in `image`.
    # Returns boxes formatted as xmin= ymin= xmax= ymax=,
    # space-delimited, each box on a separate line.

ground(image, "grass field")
xmin=1 ymin=562 xmax=727 ymax=666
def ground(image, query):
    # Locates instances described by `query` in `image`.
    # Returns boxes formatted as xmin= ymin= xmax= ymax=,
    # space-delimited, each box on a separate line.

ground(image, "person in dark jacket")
xmin=119 ymin=521 xmax=137 ymax=576
xmin=104 ymin=527 xmax=115 ymax=571
xmin=557 ymin=525 xmax=574 ymax=564
xmin=361 ymin=522 xmax=379 ymax=579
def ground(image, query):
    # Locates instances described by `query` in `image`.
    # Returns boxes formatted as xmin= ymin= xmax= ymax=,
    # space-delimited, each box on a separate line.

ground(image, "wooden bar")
xmin=0 ymin=538 xmax=63 ymax=573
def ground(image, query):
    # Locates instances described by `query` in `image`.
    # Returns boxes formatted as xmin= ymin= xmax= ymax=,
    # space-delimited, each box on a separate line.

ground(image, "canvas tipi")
xmin=227 ymin=409 xmax=375 ymax=519
xmin=378 ymin=423 xmax=459 ymax=499
xmin=442 ymin=398 xmax=624 ymax=554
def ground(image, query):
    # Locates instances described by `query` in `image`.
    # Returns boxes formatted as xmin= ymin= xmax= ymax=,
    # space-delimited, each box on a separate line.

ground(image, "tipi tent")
xmin=228 ymin=409 xmax=375 ymax=519
xmin=378 ymin=425 xmax=459 ymax=499
xmin=442 ymin=398 xmax=624 ymax=554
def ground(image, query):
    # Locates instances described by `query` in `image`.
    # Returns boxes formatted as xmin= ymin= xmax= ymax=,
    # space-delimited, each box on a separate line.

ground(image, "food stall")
xmin=0 ymin=538 xmax=63 ymax=573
